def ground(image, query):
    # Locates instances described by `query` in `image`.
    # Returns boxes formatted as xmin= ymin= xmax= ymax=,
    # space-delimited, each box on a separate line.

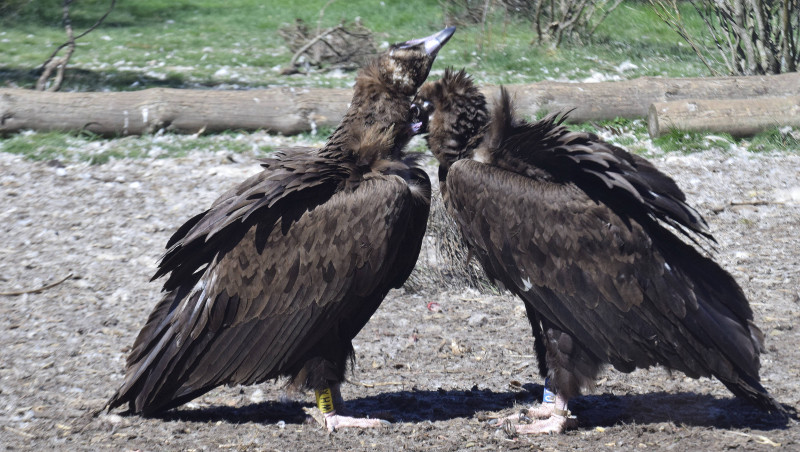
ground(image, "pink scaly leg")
xmin=489 ymin=390 xmax=576 ymax=435
xmin=513 ymin=392 xmax=577 ymax=434
xmin=316 ymin=384 xmax=390 ymax=432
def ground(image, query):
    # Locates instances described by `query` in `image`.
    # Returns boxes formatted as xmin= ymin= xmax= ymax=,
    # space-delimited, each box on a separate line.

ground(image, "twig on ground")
xmin=727 ymin=431 xmax=781 ymax=447
xmin=0 ymin=274 xmax=73 ymax=296
xmin=358 ymin=381 xmax=405 ymax=388
xmin=711 ymin=200 xmax=784 ymax=213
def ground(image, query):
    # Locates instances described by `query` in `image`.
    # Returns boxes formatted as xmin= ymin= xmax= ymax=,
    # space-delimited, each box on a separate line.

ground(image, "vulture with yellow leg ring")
xmin=105 ymin=27 xmax=455 ymax=432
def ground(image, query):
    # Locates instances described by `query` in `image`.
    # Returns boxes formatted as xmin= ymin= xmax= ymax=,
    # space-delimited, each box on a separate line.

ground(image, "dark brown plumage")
xmin=106 ymin=27 xmax=455 ymax=431
xmin=415 ymin=68 xmax=787 ymax=433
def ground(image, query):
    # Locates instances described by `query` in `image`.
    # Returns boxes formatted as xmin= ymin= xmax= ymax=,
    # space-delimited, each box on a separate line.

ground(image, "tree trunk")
xmin=648 ymin=96 xmax=800 ymax=137
xmin=499 ymin=72 xmax=800 ymax=123
xmin=2 ymin=72 xmax=799 ymax=137
xmin=0 ymin=87 xmax=352 ymax=136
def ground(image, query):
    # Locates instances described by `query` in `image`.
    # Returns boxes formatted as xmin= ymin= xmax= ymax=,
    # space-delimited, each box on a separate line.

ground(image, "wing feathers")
xmin=447 ymin=160 xmax=767 ymax=404
xmin=153 ymin=153 xmax=348 ymax=289
xmin=482 ymin=90 xmax=711 ymax=242
xmin=110 ymin=164 xmax=429 ymax=413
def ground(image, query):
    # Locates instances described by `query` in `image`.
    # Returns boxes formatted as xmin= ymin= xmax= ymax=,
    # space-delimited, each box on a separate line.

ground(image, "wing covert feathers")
xmin=483 ymin=88 xmax=711 ymax=243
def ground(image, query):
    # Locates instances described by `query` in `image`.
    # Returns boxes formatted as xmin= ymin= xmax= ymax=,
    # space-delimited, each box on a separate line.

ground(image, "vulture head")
xmin=414 ymin=68 xmax=488 ymax=176
xmin=341 ymin=27 xmax=456 ymax=163
xmin=378 ymin=26 xmax=456 ymax=96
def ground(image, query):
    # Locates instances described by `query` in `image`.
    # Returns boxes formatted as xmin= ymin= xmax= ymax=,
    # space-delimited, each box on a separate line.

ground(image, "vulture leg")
xmin=491 ymin=326 xmax=594 ymax=434
xmin=488 ymin=392 xmax=576 ymax=434
xmin=520 ymin=378 xmax=560 ymax=419
xmin=488 ymin=378 xmax=565 ymax=423
xmin=512 ymin=326 xmax=594 ymax=433
xmin=513 ymin=392 xmax=577 ymax=434
xmin=315 ymin=384 xmax=389 ymax=431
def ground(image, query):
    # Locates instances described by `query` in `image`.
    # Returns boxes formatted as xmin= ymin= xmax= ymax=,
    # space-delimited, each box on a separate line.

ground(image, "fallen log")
xmin=1 ymin=72 xmax=799 ymax=136
xmin=0 ymin=87 xmax=352 ymax=136
xmin=648 ymin=96 xmax=800 ymax=138
xmin=502 ymin=72 xmax=800 ymax=122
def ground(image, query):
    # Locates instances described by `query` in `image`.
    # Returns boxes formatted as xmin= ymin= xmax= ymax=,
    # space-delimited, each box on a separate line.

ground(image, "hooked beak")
xmin=398 ymin=26 xmax=456 ymax=56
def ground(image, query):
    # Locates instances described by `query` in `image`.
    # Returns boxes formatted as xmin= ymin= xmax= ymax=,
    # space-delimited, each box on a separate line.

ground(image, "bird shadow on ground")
xmin=151 ymin=386 xmax=536 ymax=426
xmin=570 ymin=389 xmax=792 ymax=431
xmin=146 ymin=384 xmax=791 ymax=432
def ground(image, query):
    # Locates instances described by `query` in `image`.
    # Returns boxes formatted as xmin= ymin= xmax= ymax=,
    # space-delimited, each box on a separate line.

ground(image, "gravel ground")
xmin=1 ymin=147 xmax=798 ymax=451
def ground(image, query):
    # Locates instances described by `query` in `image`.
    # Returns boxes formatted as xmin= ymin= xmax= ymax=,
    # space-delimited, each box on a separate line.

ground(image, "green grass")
xmin=649 ymin=128 xmax=800 ymax=155
xmin=1 ymin=0 xmax=715 ymax=92
xmin=1 ymin=132 xmax=78 ymax=161
xmin=2 ymin=0 xmax=454 ymax=90
xmin=2 ymin=121 xmax=796 ymax=164
xmin=652 ymin=129 xmax=728 ymax=153
xmin=747 ymin=127 xmax=800 ymax=153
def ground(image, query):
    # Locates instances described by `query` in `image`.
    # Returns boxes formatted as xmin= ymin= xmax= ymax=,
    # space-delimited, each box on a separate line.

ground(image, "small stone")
xmin=249 ymin=388 xmax=264 ymax=404
xmin=467 ymin=313 xmax=488 ymax=327
xmin=103 ymin=414 xmax=124 ymax=425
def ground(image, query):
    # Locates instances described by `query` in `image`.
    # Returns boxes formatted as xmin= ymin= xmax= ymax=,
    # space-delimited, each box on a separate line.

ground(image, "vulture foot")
xmin=521 ymin=402 xmax=559 ymax=420
xmin=487 ymin=402 xmax=555 ymax=426
xmin=489 ymin=404 xmax=576 ymax=435
xmin=323 ymin=412 xmax=391 ymax=432
xmin=489 ymin=391 xmax=575 ymax=435
xmin=310 ymin=385 xmax=390 ymax=432
xmin=513 ymin=413 xmax=576 ymax=435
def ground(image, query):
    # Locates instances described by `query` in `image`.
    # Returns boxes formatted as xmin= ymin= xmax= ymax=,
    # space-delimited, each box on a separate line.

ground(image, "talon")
xmin=486 ymin=392 xmax=575 ymax=434
xmin=502 ymin=419 xmax=517 ymax=438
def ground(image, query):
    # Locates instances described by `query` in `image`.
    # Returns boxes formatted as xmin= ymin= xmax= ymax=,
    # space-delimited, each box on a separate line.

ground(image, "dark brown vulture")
xmin=106 ymin=27 xmax=455 ymax=431
xmin=414 ymin=69 xmax=787 ymax=434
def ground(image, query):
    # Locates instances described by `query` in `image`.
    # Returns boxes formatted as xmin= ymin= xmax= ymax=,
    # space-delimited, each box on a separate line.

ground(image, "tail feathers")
xmin=105 ymin=381 xmax=210 ymax=417
xmin=105 ymin=288 xmax=205 ymax=416
xmin=719 ymin=373 xmax=792 ymax=418
xmin=104 ymin=388 xmax=131 ymax=414
xmin=105 ymin=339 xmax=216 ymax=416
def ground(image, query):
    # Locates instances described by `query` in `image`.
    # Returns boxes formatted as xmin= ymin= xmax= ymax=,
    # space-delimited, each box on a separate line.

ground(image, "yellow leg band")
xmin=315 ymin=388 xmax=334 ymax=414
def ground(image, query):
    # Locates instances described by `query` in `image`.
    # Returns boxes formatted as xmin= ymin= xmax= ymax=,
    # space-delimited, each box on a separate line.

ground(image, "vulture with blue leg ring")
xmin=414 ymin=68 xmax=788 ymax=434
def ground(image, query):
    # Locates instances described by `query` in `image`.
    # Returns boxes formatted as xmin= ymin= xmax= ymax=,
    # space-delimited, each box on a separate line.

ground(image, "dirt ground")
xmin=1 ymin=147 xmax=798 ymax=451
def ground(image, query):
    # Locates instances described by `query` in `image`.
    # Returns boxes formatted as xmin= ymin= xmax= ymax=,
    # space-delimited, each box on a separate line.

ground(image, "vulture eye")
xmin=410 ymin=103 xmax=420 ymax=119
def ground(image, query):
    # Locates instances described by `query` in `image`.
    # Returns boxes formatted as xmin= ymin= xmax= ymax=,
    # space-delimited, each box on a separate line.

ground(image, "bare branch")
xmin=74 ymin=0 xmax=116 ymax=41
xmin=289 ymin=25 xmax=344 ymax=68
xmin=650 ymin=0 xmax=797 ymax=74
xmin=315 ymin=0 xmax=337 ymax=36
xmin=650 ymin=0 xmax=722 ymax=75
xmin=779 ymin=0 xmax=796 ymax=72
xmin=588 ymin=0 xmax=622 ymax=37
xmin=36 ymin=0 xmax=116 ymax=91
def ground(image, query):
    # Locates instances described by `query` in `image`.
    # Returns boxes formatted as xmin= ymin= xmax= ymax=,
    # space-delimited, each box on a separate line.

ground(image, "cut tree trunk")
xmin=0 ymin=87 xmax=352 ymax=136
xmin=648 ymin=96 xmax=800 ymax=138
xmin=500 ymin=72 xmax=800 ymax=122
xmin=1 ymin=72 xmax=799 ymax=136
